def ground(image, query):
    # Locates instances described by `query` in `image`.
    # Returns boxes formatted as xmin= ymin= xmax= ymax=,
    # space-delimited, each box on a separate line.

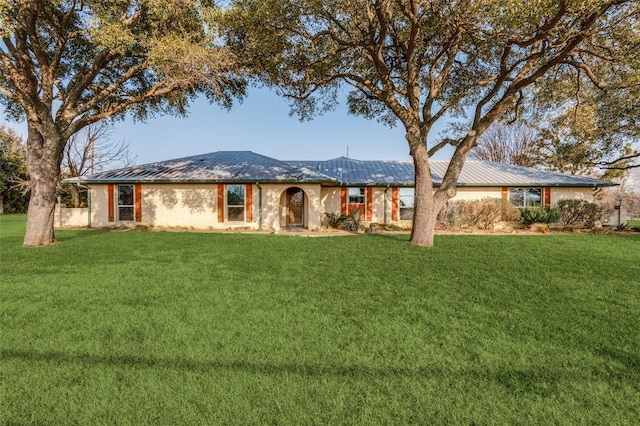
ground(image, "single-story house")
xmin=58 ymin=151 xmax=616 ymax=230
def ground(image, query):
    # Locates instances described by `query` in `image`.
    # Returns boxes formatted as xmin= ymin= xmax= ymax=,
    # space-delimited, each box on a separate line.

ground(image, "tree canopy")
xmin=1 ymin=0 xmax=244 ymax=245
xmin=0 ymin=124 xmax=29 ymax=213
xmin=226 ymin=0 xmax=639 ymax=245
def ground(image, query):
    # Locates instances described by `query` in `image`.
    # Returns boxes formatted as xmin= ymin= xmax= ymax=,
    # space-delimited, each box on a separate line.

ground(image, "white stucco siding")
xmin=371 ymin=188 xmax=388 ymax=223
xmin=551 ymin=187 xmax=593 ymax=205
xmin=260 ymin=183 xmax=323 ymax=230
xmin=89 ymin=183 xmax=220 ymax=229
xmin=142 ymin=184 xmax=218 ymax=228
xmin=90 ymin=184 xmax=110 ymax=227
xmin=449 ymin=187 xmax=503 ymax=201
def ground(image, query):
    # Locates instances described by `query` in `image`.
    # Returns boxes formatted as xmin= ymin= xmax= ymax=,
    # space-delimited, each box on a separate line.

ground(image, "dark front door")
xmin=286 ymin=188 xmax=304 ymax=226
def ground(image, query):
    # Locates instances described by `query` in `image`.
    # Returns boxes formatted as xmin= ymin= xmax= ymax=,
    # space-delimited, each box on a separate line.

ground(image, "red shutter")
xmin=245 ymin=184 xmax=253 ymax=222
xmin=341 ymin=187 xmax=347 ymax=215
xmin=366 ymin=187 xmax=373 ymax=221
xmin=544 ymin=187 xmax=551 ymax=207
xmin=108 ymin=184 xmax=115 ymax=222
xmin=217 ymin=184 xmax=225 ymax=223
xmin=134 ymin=184 xmax=142 ymax=222
xmin=502 ymin=187 xmax=509 ymax=200
xmin=391 ymin=187 xmax=399 ymax=221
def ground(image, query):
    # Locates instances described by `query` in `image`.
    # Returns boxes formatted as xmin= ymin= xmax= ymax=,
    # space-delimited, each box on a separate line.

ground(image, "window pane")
xmin=525 ymin=188 xmax=541 ymax=207
xmin=118 ymin=185 xmax=134 ymax=206
xmin=509 ymin=188 xmax=524 ymax=208
xmin=399 ymin=188 xmax=414 ymax=208
xmin=227 ymin=206 xmax=244 ymax=221
xmin=119 ymin=207 xmax=134 ymax=221
xmin=227 ymin=185 xmax=244 ymax=206
xmin=348 ymin=187 xmax=365 ymax=204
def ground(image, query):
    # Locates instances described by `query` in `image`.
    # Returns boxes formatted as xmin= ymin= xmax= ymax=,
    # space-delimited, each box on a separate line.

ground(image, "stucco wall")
xmin=450 ymin=187 xmax=503 ymax=201
xmin=90 ymin=184 xmax=110 ymax=227
xmin=142 ymin=184 xmax=218 ymax=228
xmin=54 ymin=205 xmax=89 ymax=228
xmin=551 ymin=187 xmax=593 ymax=205
xmin=260 ymin=183 xmax=323 ymax=230
xmin=82 ymin=183 xmax=598 ymax=230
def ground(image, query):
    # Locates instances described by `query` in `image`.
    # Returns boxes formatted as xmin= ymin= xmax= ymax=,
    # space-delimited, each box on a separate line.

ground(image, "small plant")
xmin=325 ymin=212 xmax=348 ymax=228
xmin=324 ymin=211 xmax=363 ymax=232
xmin=557 ymin=199 xmax=607 ymax=229
xmin=520 ymin=206 xmax=560 ymax=226
xmin=615 ymin=222 xmax=628 ymax=231
xmin=437 ymin=198 xmax=521 ymax=230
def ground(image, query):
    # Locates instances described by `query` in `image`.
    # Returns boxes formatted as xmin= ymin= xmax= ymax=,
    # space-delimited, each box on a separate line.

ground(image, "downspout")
xmin=384 ymin=185 xmax=390 ymax=224
xmin=256 ymin=182 xmax=262 ymax=230
xmin=76 ymin=182 xmax=91 ymax=227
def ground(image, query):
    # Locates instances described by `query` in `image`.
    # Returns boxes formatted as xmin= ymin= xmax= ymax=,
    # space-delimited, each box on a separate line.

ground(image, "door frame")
xmin=285 ymin=187 xmax=305 ymax=227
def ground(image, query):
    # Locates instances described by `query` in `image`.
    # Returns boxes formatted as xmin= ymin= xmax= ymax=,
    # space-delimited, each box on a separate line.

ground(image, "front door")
xmin=286 ymin=188 xmax=304 ymax=226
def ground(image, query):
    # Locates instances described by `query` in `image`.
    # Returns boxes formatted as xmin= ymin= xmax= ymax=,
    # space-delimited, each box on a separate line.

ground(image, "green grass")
xmin=1 ymin=214 xmax=639 ymax=425
xmin=627 ymin=219 xmax=640 ymax=228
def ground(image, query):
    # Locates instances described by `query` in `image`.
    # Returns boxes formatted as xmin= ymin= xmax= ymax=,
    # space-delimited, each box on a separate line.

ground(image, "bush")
xmin=557 ymin=199 xmax=607 ymax=229
xmin=324 ymin=211 xmax=364 ymax=232
xmin=437 ymin=198 xmax=521 ymax=230
xmin=520 ymin=207 xmax=560 ymax=226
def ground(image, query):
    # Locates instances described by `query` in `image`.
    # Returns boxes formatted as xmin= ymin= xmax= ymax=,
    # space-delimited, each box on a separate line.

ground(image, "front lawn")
xmin=1 ymin=214 xmax=639 ymax=424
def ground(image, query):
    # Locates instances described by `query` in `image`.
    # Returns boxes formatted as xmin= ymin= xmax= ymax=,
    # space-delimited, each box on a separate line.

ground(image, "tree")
xmin=474 ymin=122 xmax=540 ymax=167
xmin=0 ymin=124 xmax=29 ymax=213
xmin=61 ymin=122 xmax=135 ymax=207
xmin=524 ymin=8 xmax=640 ymax=176
xmin=226 ymin=0 xmax=638 ymax=246
xmin=1 ymin=0 xmax=244 ymax=246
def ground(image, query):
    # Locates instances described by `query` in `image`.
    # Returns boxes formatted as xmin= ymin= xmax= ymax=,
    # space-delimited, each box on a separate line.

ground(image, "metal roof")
xmin=75 ymin=151 xmax=333 ymax=183
xmin=71 ymin=151 xmax=616 ymax=188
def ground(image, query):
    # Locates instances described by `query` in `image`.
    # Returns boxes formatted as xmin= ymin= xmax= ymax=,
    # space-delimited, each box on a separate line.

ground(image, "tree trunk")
xmin=409 ymin=141 xmax=446 ymax=247
xmin=23 ymin=126 xmax=64 ymax=246
xmin=69 ymin=184 xmax=81 ymax=208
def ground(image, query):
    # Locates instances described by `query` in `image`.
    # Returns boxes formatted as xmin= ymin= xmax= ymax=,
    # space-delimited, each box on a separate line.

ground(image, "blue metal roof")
xmin=77 ymin=151 xmax=332 ymax=183
xmin=71 ymin=151 xmax=616 ymax=188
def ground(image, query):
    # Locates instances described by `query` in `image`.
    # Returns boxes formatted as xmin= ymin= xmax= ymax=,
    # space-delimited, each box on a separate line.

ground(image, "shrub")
xmin=437 ymin=198 xmax=520 ymax=230
xmin=324 ymin=211 xmax=363 ymax=232
xmin=520 ymin=206 xmax=560 ymax=226
xmin=557 ymin=199 xmax=607 ymax=229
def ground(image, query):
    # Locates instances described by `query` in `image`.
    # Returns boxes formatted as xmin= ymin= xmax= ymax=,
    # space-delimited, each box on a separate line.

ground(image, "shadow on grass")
xmin=3 ymin=347 xmax=637 ymax=392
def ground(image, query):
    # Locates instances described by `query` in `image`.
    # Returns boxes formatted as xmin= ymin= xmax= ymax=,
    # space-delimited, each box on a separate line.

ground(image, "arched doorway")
xmin=286 ymin=187 xmax=305 ymax=227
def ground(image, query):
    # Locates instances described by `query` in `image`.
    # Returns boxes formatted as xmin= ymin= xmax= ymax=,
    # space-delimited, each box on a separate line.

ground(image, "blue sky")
xmin=1 ymin=87 xmax=455 ymax=166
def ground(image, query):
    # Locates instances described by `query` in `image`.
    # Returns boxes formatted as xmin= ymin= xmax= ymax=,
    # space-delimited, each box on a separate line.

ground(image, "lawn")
xmin=1 ymin=214 xmax=639 ymax=425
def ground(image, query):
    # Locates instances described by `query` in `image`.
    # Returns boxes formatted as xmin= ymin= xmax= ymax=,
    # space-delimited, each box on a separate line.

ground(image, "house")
xmin=58 ymin=151 xmax=616 ymax=230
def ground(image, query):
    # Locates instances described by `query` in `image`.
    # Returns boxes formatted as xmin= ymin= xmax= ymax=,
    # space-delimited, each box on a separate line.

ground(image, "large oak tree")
xmin=227 ymin=0 xmax=638 ymax=246
xmin=1 ymin=0 xmax=243 ymax=245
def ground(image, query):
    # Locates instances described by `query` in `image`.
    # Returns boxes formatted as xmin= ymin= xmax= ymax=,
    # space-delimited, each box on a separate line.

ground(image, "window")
xmin=348 ymin=187 xmax=365 ymax=217
xmin=227 ymin=185 xmax=245 ymax=221
xmin=348 ymin=187 xmax=365 ymax=205
xmin=509 ymin=187 xmax=542 ymax=208
xmin=399 ymin=188 xmax=414 ymax=220
xmin=117 ymin=185 xmax=134 ymax=221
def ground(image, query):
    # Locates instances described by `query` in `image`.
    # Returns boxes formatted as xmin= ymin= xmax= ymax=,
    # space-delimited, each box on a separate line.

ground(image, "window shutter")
xmin=502 ymin=187 xmax=509 ymax=200
xmin=341 ymin=187 xmax=347 ymax=215
xmin=108 ymin=184 xmax=115 ymax=222
xmin=366 ymin=187 xmax=373 ymax=221
xmin=217 ymin=184 xmax=225 ymax=223
xmin=544 ymin=187 xmax=551 ymax=207
xmin=134 ymin=184 xmax=142 ymax=222
xmin=391 ymin=187 xmax=399 ymax=221
xmin=245 ymin=184 xmax=253 ymax=222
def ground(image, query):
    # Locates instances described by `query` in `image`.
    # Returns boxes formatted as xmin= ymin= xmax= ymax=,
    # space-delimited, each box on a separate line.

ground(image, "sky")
xmin=1 ymin=87 xmax=454 ymax=167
